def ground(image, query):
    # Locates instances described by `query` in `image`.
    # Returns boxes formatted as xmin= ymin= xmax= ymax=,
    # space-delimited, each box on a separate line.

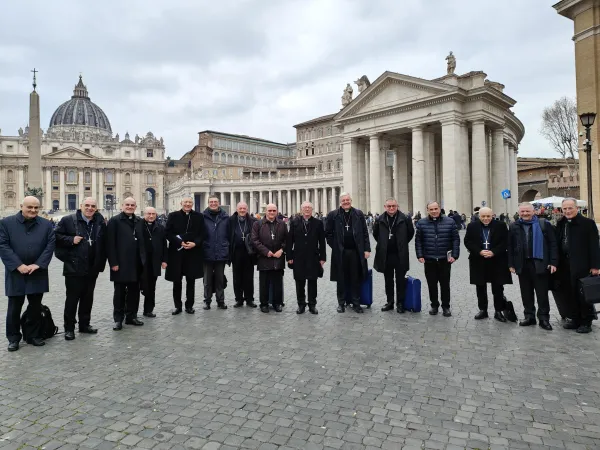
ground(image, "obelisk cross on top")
xmin=31 ymin=68 xmax=38 ymax=92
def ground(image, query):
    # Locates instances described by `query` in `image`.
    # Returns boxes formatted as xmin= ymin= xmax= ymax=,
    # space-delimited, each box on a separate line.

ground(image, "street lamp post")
xmin=580 ymin=112 xmax=597 ymax=220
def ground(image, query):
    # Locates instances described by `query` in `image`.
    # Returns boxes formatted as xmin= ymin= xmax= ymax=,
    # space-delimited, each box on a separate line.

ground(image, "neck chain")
xmin=386 ymin=214 xmax=397 ymax=240
xmin=238 ymin=217 xmax=248 ymax=241
xmin=184 ymin=211 xmax=191 ymax=234
xmin=145 ymin=221 xmax=154 ymax=241
xmin=482 ymin=227 xmax=491 ymax=250
xmin=343 ymin=211 xmax=351 ymax=232
xmin=83 ymin=221 xmax=94 ymax=246
xmin=302 ymin=217 xmax=310 ymax=236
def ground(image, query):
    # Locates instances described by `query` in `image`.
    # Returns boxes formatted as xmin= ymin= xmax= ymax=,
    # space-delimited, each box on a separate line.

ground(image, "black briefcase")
xmin=579 ymin=276 xmax=600 ymax=304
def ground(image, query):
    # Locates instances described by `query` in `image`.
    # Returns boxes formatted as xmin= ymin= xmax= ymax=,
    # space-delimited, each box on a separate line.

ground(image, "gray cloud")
xmin=0 ymin=0 xmax=577 ymax=159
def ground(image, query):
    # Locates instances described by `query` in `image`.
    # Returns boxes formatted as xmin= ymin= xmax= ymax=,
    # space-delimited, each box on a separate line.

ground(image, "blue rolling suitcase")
xmin=404 ymin=276 xmax=422 ymax=312
xmin=345 ymin=269 xmax=373 ymax=308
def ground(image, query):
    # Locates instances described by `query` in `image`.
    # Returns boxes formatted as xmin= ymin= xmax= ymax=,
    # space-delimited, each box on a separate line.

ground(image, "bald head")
xmin=479 ymin=207 xmax=493 ymax=225
xmin=81 ymin=197 xmax=98 ymax=219
xmin=144 ymin=207 xmax=157 ymax=223
xmin=21 ymin=196 xmax=40 ymax=220
xmin=122 ymin=197 xmax=137 ymax=216
xmin=236 ymin=201 xmax=248 ymax=217
xmin=265 ymin=203 xmax=278 ymax=221
xmin=181 ymin=197 xmax=193 ymax=213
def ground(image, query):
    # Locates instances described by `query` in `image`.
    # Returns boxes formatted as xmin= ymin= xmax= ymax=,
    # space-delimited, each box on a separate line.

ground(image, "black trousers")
xmin=336 ymin=248 xmax=361 ymax=307
xmin=475 ymin=283 xmax=506 ymax=312
xmin=560 ymin=263 xmax=596 ymax=326
xmin=424 ymin=260 xmax=451 ymax=309
xmin=173 ymin=275 xmax=195 ymax=310
xmin=518 ymin=259 xmax=550 ymax=320
xmin=383 ymin=254 xmax=407 ymax=306
xmin=260 ymin=270 xmax=283 ymax=307
xmin=142 ymin=276 xmax=158 ymax=314
xmin=232 ymin=250 xmax=255 ymax=304
xmin=113 ymin=282 xmax=140 ymax=323
xmin=6 ymin=294 xmax=43 ymax=342
xmin=204 ymin=261 xmax=226 ymax=304
xmin=295 ymin=279 xmax=317 ymax=307
xmin=64 ymin=272 xmax=99 ymax=331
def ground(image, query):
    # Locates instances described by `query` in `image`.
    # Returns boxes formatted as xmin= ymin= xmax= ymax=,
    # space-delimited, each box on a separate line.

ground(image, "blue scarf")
xmin=518 ymin=215 xmax=544 ymax=260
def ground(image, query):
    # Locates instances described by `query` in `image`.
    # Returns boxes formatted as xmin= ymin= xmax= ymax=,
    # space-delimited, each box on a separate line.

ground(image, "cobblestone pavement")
xmin=1 ymin=232 xmax=600 ymax=450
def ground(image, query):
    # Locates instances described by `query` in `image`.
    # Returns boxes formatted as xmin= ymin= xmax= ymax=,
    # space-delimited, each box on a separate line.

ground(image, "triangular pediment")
xmin=336 ymin=71 xmax=456 ymax=120
xmin=44 ymin=146 xmax=98 ymax=160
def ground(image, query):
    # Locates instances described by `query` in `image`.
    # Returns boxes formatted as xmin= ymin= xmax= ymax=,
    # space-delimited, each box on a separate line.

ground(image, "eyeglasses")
xmin=385 ymin=205 xmax=397 ymax=208
xmin=267 ymin=210 xmax=277 ymax=212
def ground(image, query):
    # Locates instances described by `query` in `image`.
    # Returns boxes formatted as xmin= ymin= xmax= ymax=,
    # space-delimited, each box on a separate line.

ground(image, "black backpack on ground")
xmin=21 ymin=304 xmax=59 ymax=341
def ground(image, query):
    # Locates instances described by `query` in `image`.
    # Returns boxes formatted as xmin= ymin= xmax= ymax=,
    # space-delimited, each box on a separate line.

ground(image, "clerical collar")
xmin=303 ymin=216 xmax=311 ymax=221
xmin=82 ymin=215 xmax=92 ymax=224
xmin=429 ymin=216 xmax=438 ymax=221
xmin=238 ymin=215 xmax=246 ymax=221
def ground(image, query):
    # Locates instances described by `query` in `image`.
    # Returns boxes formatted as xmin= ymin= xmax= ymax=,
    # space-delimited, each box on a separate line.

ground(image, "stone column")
xmin=98 ymin=170 xmax=104 ymax=210
xmin=423 ymin=131 xmax=434 ymax=204
xmin=491 ymin=129 xmax=506 ymax=211
xmin=342 ymin=137 xmax=358 ymax=195
xmin=91 ymin=169 xmax=97 ymax=204
xmin=441 ymin=120 xmax=462 ymax=211
xmin=78 ymin=170 xmax=85 ymax=206
xmin=460 ymin=122 xmax=472 ymax=213
xmin=379 ymin=143 xmax=386 ymax=203
xmin=471 ymin=120 xmax=488 ymax=210
xmin=331 ymin=186 xmax=336 ymax=211
xmin=357 ymin=141 xmax=366 ymax=210
xmin=503 ymin=141 xmax=511 ymax=215
xmin=364 ymin=144 xmax=370 ymax=211
xmin=396 ymin=144 xmax=409 ymax=212
xmin=511 ymin=146 xmax=519 ymax=214
xmin=392 ymin=147 xmax=398 ymax=201
xmin=45 ymin=168 xmax=52 ymax=210
xmin=59 ymin=167 xmax=65 ymax=211
xmin=268 ymin=190 xmax=273 ymax=204
xmin=412 ymin=126 xmax=426 ymax=215
xmin=369 ymin=135 xmax=381 ymax=214
xmin=294 ymin=189 xmax=299 ymax=213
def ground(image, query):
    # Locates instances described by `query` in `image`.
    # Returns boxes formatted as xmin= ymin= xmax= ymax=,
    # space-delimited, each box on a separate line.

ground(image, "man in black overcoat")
xmin=464 ymin=207 xmax=512 ymax=322
xmin=325 ymin=192 xmax=370 ymax=314
xmin=165 ymin=197 xmax=205 ymax=314
xmin=508 ymin=203 xmax=558 ymax=331
xmin=373 ymin=197 xmax=414 ymax=313
xmin=137 ymin=207 xmax=168 ymax=318
xmin=229 ymin=201 xmax=257 ymax=308
xmin=0 ymin=196 xmax=55 ymax=352
xmin=106 ymin=197 xmax=144 ymax=330
xmin=55 ymin=197 xmax=107 ymax=340
xmin=287 ymin=201 xmax=326 ymax=315
xmin=555 ymin=198 xmax=600 ymax=333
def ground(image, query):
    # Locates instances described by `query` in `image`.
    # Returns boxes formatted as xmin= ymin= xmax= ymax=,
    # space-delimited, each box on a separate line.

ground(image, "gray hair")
xmin=426 ymin=200 xmax=439 ymax=209
xmin=561 ymin=197 xmax=578 ymax=207
xmin=518 ymin=202 xmax=533 ymax=209
xmin=339 ymin=192 xmax=352 ymax=201
xmin=301 ymin=201 xmax=313 ymax=209
xmin=384 ymin=197 xmax=398 ymax=205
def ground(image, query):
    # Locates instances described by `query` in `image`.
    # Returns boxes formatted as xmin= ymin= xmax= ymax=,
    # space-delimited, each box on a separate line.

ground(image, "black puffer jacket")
xmin=415 ymin=215 xmax=460 ymax=261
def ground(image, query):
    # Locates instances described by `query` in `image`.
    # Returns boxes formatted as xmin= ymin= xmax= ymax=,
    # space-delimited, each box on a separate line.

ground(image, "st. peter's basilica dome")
xmin=48 ymin=75 xmax=112 ymax=136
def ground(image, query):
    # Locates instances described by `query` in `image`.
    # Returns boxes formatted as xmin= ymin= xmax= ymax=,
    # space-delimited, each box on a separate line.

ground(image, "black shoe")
xmin=247 ymin=301 xmax=257 ymax=308
xmin=296 ymin=306 xmax=306 ymax=314
xmin=539 ymin=320 xmax=553 ymax=331
xmin=309 ymin=306 xmax=318 ymax=315
xmin=381 ymin=303 xmax=394 ymax=312
xmin=576 ymin=324 xmax=593 ymax=333
xmin=474 ymin=310 xmax=488 ymax=320
xmin=494 ymin=312 xmax=507 ymax=323
xmin=171 ymin=308 xmax=182 ymax=315
xmin=353 ymin=305 xmax=364 ymax=314
xmin=185 ymin=308 xmax=195 ymax=314
xmin=113 ymin=322 xmax=123 ymax=331
xmin=519 ymin=318 xmax=537 ymax=327
xmin=79 ymin=325 xmax=98 ymax=333
xmin=233 ymin=301 xmax=244 ymax=308
xmin=442 ymin=308 xmax=452 ymax=317
xmin=27 ymin=338 xmax=45 ymax=347
xmin=125 ymin=318 xmax=144 ymax=326
xmin=203 ymin=304 xmax=211 ymax=310
xmin=337 ymin=305 xmax=345 ymax=313
xmin=65 ymin=331 xmax=75 ymax=341
xmin=274 ymin=305 xmax=283 ymax=312
xmin=142 ymin=312 xmax=156 ymax=318
xmin=260 ymin=306 xmax=269 ymax=313
xmin=7 ymin=341 xmax=19 ymax=352
xmin=217 ymin=303 xmax=227 ymax=310
xmin=397 ymin=305 xmax=405 ymax=314
xmin=563 ymin=320 xmax=580 ymax=330
xmin=429 ymin=307 xmax=439 ymax=315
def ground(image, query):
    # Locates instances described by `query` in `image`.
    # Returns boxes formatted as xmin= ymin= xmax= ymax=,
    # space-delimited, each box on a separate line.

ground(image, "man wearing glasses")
xmin=55 ymin=197 xmax=107 ymax=340
xmin=373 ymin=198 xmax=414 ymax=313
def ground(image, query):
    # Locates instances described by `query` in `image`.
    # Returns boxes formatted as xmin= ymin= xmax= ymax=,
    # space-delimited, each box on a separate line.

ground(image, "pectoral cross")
xmin=483 ymin=239 xmax=490 ymax=250
xmin=270 ymin=232 xmax=275 ymax=240
xmin=87 ymin=237 xmax=93 ymax=246
xmin=241 ymin=235 xmax=245 ymax=241
xmin=345 ymin=224 xmax=350 ymax=231
xmin=389 ymin=232 xmax=393 ymax=240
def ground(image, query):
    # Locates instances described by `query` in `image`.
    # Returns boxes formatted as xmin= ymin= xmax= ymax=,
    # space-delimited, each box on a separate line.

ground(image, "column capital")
xmin=411 ymin=124 xmax=425 ymax=131
xmin=471 ymin=118 xmax=486 ymax=126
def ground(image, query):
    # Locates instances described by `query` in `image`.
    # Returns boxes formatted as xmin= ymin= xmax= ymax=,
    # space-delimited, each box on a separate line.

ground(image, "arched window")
xmin=53 ymin=171 xmax=59 ymax=182
xmin=147 ymin=173 xmax=154 ymax=184
xmin=213 ymin=152 xmax=219 ymax=162
xmin=67 ymin=170 xmax=76 ymax=182
xmin=106 ymin=171 xmax=114 ymax=183
xmin=84 ymin=172 xmax=91 ymax=183
xmin=221 ymin=153 xmax=226 ymax=163
xmin=125 ymin=173 xmax=131 ymax=184
xmin=7 ymin=170 xmax=13 ymax=182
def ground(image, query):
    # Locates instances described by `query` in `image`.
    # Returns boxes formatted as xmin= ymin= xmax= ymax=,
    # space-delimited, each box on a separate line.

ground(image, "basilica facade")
xmin=0 ymin=76 xmax=166 ymax=215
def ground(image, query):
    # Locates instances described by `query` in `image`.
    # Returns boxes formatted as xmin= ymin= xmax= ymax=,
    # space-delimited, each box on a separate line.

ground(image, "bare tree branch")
xmin=540 ymin=97 xmax=578 ymax=176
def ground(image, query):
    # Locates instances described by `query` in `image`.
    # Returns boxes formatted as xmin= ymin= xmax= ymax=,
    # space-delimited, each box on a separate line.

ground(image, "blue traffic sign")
xmin=501 ymin=189 xmax=511 ymax=200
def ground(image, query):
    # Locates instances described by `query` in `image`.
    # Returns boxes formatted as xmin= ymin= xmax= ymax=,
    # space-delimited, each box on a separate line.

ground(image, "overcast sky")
xmin=0 ymin=0 xmax=575 ymax=159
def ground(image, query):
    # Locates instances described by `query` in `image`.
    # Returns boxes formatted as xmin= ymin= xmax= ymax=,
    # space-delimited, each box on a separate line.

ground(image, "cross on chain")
xmin=389 ymin=232 xmax=393 ymax=240
xmin=87 ymin=237 xmax=93 ymax=246
xmin=483 ymin=239 xmax=490 ymax=250
xmin=270 ymin=232 xmax=275 ymax=240
xmin=345 ymin=224 xmax=350 ymax=231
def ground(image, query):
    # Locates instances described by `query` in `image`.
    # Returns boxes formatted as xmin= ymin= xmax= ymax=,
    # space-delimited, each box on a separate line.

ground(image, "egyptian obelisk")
xmin=27 ymin=68 xmax=43 ymax=196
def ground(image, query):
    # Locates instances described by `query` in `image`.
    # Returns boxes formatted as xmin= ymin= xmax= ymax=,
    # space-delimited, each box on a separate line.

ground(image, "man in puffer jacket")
xmin=202 ymin=195 xmax=230 ymax=310
xmin=415 ymin=201 xmax=460 ymax=317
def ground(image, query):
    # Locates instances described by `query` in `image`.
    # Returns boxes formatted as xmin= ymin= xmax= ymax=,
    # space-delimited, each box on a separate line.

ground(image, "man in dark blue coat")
xmin=415 ymin=201 xmax=460 ymax=317
xmin=0 ymin=196 xmax=55 ymax=352
xmin=202 ymin=195 xmax=230 ymax=310
xmin=55 ymin=197 xmax=107 ymax=340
